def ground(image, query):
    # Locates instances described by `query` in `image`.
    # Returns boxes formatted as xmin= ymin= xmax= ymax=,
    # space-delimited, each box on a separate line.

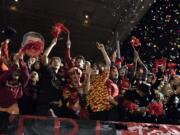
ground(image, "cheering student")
xmin=65 ymin=34 xmax=85 ymax=70
xmin=0 ymin=53 xmax=29 ymax=134
xmin=85 ymin=43 xmax=118 ymax=121
xmin=18 ymin=71 xmax=40 ymax=115
xmin=35 ymin=38 xmax=64 ymax=115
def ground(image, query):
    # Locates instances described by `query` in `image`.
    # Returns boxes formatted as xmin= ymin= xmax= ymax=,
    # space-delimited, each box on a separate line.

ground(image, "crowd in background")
xmin=0 ymin=27 xmax=180 ymax=134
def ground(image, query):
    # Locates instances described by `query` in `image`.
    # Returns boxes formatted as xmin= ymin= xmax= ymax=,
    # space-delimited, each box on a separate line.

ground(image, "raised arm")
xmin=137 ymin=54 xmax=148 ymax=78
xmin=110 ymin=50 xmax=117 ymax=66
xmin=65 ymin=34 xmax=73 ymax=68
xmin=84 ymin=61 xmax=91 ymax=95
xmin=41 ymin=38 xmax=57 ymax=65
xmin=0 ymin=39 xmax=10 ymax=61
xmin=43 ymin=38 xmax=57 ymax=56
xmin=96 ymin=43 xmax=111 ymax=70
xmin=19 ymin=59 xmax=29 ymax=88
xmin=132 ymin=50 xmax=138 ymax=77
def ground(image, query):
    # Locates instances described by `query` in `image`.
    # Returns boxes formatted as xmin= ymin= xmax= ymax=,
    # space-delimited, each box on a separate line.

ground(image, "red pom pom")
xmin=51 ymin=23 xmax=69 ymax=38
xmin=147 ymin=102 xmax=163 ymax=116
xmin=119 ymin=79 xmax=129 ymax=91
xmin=115 ymin=57 xmax=124 ymax=66
xmin=154 ymin=58 xmax=167 ymax=70
xmin=21 ymin=40 xmax=43 ymax=57
xmin=126 ymin=63 xmax=134 ymax=68
xmin=130 ymin=36 xmax=141 ymax=47
xmin=167 ymin=63 xmax=176 ymax=69
xmin=123 ymin=100 xmax=138 ymax=112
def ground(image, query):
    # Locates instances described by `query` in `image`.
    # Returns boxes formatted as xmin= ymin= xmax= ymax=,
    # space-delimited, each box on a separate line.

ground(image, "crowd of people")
xmin=0 ymin=26 xmax=180 ymax=133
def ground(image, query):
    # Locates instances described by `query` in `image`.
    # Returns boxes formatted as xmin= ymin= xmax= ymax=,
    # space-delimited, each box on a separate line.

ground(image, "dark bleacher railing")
xmin=1 ymin=115 xmax=179 ymax=135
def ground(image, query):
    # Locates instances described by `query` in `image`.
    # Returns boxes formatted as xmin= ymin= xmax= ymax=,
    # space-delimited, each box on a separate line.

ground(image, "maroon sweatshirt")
xmin=0 ymin=60 xmax=29 ymax=108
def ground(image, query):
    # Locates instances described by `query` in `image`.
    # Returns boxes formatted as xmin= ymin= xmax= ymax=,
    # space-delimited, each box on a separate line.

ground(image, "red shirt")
xmin=0 ymin=62 xmax=29 ymax=108
xmin=63 ymin=84 xmax=80 ymax=111
xmin=118 ymin=78 xmax=129 ymax=93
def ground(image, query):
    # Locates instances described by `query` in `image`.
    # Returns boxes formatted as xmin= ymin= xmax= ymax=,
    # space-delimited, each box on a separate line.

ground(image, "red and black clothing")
xmin=61 ymin=84 xmax=82 ymax=119
xmin=0 ymin=60 xmax=29 ymax=108
xmin=0 ymin=60 xmax=29 ymax=134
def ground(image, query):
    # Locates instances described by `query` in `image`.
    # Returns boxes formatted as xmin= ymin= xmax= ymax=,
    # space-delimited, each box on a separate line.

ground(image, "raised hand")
xmin=96 ymin=42 xmax=111 ymax=69
xmin=96 ymin=42 xmax=105 ymax=51
xmin=66 ymin=32 xmax=71 ymax=48
xmin=18 ymin=50 xmax=25 ymax=60
xmin=3 ymin=39 xmax=10 ymax=44
xmin=112 ymin=49 xmax=117 ymax=59
xmin=111 ymin=49 xmax=117 ymax=62
xmin=85 ymin=61 xmax=91 ymax=74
